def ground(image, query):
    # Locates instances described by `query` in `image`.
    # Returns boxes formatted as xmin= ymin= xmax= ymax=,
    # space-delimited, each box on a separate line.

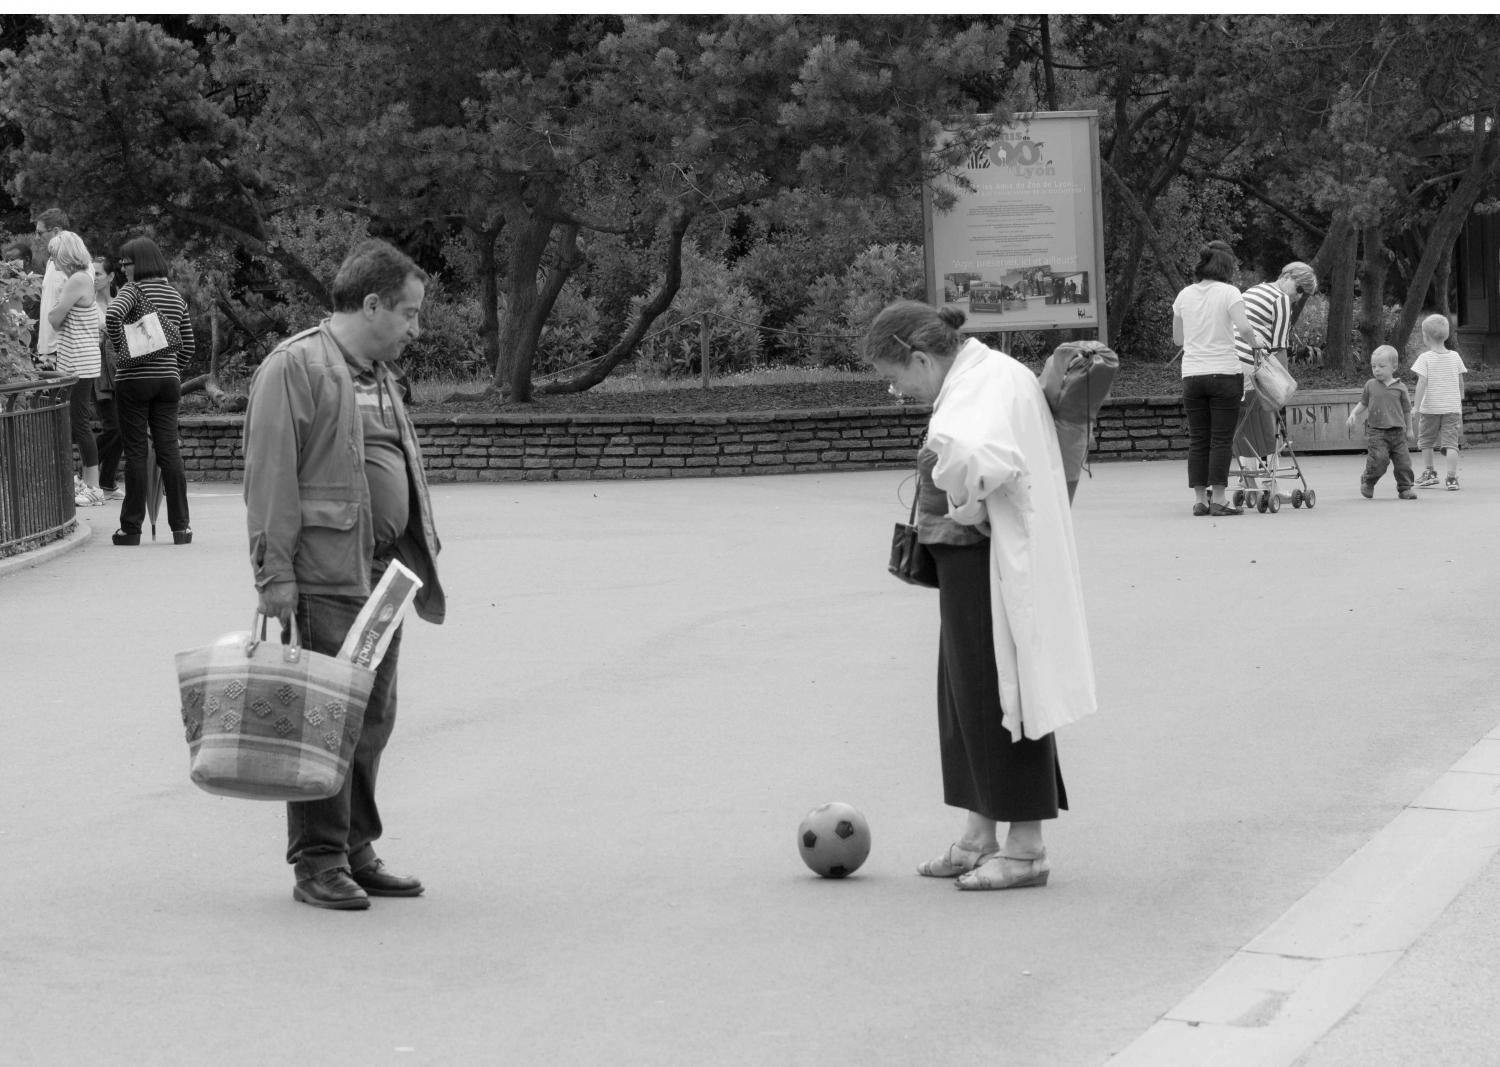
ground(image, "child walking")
xmin=1346 ymin=345 xmax=1416 ymax=500
xmin=1411 ymin=314 xmax=1467 ymax=490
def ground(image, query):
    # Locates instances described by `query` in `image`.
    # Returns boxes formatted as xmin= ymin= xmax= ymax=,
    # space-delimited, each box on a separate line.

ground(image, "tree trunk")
xmin=539 ymin=208 xmax=694 ymax=395
xmin=180 ymin=308 xmax=231 ymax=407
xmin=1390 ymin=112 xmax=1500 ymax=357
xmin=1356 ymin=224 xmax=1390 ymax=356
xmin=474 ymin=224 xmax=502 ymax=376
xmin=501 ymin=220 xmax=586 ymax=402
xmin=1100 ymin=160 xmax=1186 ymax=297
xmin=1324 ymin=223 xmax=1360 ymax=371
xmin=1039 ymin=16 xmax=1058 ymax=111
xmin=490 ymin=178 xmax=560 ymax=402
xmin=1432 ymin=246 xmax=1452 ymax=319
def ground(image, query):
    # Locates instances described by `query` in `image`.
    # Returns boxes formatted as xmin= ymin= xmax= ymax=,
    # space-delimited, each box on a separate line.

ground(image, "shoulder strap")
xmin=131 ymin=282 xmax=160 ymax=316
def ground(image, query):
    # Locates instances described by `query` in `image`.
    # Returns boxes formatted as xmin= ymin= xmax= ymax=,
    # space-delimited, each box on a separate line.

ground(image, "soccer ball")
xmin=797 ymin=802 xmax=871 ymax=879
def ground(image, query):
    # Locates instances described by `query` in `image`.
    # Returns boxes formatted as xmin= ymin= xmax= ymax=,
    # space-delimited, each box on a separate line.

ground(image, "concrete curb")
xmin=1109 ymin=722 xmax=1500 ymax=1066
xmin=0 ymin=517 xmax=92 ymax=581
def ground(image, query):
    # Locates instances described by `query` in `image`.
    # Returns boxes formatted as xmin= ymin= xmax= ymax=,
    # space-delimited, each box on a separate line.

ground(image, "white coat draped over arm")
xmin=926 ymin=339 xmax=1099 ymax=741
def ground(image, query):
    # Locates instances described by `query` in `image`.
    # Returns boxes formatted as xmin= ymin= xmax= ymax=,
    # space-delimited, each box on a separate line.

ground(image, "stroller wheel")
xmin=1257 ymin=494 xmax=1270 ymax=514
xmin=1292 ymin=488 xmax=1305 ymax=508
xmin=1268 ymin=494 xmax=1281 ymax=514
xmin=1304 ymin=489 xmax=1317 ymax=509
xmin=1233 ymin=490 xmax=1246 ymax=508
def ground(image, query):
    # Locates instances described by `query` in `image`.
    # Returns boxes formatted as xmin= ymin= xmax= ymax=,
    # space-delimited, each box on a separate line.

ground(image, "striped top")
xmin=105 ymin=279 xmax=196 ymax=382
xmin=54 ymin=288 xmax=102 ymax=379
xmin=1235 ymin=281 xmax=1287 ymax=363
xmin=1411 ymin=348 xmax=1467 ymax=414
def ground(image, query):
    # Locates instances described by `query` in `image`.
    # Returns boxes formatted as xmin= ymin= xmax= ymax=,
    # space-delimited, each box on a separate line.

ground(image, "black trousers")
xmin=1183 ymin=373 xmax=1242 ymax=488
xmin=931 ymin=542 xmax=1067 ymax=823
xmin=115 ymin=376 xmax=190 ymax=535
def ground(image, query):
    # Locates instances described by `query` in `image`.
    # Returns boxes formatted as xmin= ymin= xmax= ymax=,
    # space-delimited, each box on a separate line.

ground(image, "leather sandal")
xmin=917 ymin=842 xmax=999 ymax=878
xmin=955 ymin=852 xmax=1050 ymax=891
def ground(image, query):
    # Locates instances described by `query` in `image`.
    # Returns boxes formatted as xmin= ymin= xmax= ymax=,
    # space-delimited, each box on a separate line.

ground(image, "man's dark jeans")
xmin=1364 ymin=426 xmax=1415 ymax=491
xmin=286 ymin=592 xmax=403 ymax=879
xmin=1182 ymin=373 xmax=1242 ymax=488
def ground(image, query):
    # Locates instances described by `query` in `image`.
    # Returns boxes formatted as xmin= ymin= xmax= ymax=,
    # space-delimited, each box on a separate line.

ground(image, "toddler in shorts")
xmin=1411 ymin=314 xmax=1467 ymax=490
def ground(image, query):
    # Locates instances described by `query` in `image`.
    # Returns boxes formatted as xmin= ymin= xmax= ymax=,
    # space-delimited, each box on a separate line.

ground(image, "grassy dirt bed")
xmin=188 ymin=354 xmax=1499 ymax=419
xmin=401 ymin=357 xmax=1499 ymax=417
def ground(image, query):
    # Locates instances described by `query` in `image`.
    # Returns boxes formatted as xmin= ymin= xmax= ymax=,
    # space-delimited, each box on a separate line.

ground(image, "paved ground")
xmin=1 ymin=449 xmax=1497 ymax=1066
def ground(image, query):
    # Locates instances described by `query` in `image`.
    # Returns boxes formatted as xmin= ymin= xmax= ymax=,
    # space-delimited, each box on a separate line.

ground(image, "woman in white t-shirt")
xmin=1172 ymin=241 xmax=1264 ymax=516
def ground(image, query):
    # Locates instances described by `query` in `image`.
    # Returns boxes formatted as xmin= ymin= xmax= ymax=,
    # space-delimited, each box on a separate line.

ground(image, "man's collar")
xmin=323 ymin=318 xmax=375 ymax=377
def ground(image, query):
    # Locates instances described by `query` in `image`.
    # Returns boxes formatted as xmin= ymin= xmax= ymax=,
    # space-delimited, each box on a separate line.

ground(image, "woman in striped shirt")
xmin=104 ymin=237 xmax=196 ymax=546
xmin=44 ymin=230 xmax=104 ymax=506
xmin=1234 ymin=262 xmax=1318 ymax=458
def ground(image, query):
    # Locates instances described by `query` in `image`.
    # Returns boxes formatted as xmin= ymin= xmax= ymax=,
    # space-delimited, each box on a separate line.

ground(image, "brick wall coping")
xmin=173 ymin=380 xmax=1500 ymax=481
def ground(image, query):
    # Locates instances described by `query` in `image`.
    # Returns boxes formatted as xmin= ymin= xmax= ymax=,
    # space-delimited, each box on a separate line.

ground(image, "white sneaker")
xmin=101 ymin=486 xmax=125 ymax=501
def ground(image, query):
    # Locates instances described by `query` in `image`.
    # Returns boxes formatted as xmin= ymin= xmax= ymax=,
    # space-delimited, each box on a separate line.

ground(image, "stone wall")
xmin=177 ymin=381 xmax=1500 ymax=482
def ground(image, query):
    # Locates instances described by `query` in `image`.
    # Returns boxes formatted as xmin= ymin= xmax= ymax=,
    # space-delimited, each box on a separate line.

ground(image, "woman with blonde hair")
xmin=45 ymin=230 xmax=105 ymax=506
xmin=1234 ymin=262 xmax=1318 ymax=461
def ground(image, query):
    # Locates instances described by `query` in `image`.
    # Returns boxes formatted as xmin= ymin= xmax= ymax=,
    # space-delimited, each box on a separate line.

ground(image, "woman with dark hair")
xmin=1172 ymin=240 xmax=1264 ymax=516
xmin=105 ymin=236 xmax=196 ymax=545
xmin=863 ymin=300 xmax=1097 ymax=891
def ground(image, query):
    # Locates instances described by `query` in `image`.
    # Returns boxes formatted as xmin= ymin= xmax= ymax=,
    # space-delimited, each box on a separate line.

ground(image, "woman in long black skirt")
xmin=865 ymin=300 xmax=1097 ymax=891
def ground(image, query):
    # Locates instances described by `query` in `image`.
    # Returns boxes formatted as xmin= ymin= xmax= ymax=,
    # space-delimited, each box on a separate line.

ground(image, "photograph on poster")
xmin=924 ymin=112 xmax=1105 ymax=336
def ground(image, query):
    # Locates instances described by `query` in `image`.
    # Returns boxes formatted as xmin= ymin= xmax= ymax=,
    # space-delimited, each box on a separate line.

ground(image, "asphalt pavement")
xmin=1 ymin=449 xmax=1497 ymax=1066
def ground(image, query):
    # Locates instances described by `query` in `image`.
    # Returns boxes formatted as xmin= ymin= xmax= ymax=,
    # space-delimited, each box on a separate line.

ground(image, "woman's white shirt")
xmin=1173 ymin=280 xmax=1245 ymax=377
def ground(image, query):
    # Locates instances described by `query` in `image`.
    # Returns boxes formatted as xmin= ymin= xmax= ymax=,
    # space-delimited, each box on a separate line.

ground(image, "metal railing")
xmin=0 ymin=377 xmax=76 ymax=557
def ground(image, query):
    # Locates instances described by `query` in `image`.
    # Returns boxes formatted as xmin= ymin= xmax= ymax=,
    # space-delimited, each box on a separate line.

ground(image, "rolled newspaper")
xmin=337 ymin=560 xmax=423 ymax=669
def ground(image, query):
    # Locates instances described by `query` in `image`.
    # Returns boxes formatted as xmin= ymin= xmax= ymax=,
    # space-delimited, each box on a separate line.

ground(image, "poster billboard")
xmin=923 ymin=111 xmax=1106 ymax=339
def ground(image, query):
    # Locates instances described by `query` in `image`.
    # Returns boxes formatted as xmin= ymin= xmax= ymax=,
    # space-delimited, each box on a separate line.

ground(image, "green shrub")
xmin=533 ymin=283 xmax=602 ymax=377
xmin=1291 ymin=296 xmax=1414 ymax=357
xmin=403 ymin=274 xmax=484 ymax=380
xmin=791 ymin=242 xmax=924 ymax=368
xmin=635 ymin=246 xmax=765 ymax=376
xmin=0 ymin=250 xmax=42 ymax=385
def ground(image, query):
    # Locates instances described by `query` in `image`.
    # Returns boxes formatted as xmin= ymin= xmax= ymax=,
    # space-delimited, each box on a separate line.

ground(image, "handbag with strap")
xmin=174 ymin=614 xmax=375 ymax=801
xmin=888 ymin=483 xmax=939 ymax=589
xmin=1251 ymin=349 xmax=1298 ymax=408
xmin=118 ymin=283 xmax=182 ymax=366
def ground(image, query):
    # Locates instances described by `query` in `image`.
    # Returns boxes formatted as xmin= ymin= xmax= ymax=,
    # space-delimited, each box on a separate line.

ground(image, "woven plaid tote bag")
xmin=175 ymin=616 xmax=375 ymax=801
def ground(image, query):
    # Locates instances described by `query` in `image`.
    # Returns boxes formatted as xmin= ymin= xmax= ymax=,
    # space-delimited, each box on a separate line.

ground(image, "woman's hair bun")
xmin=936 ymin=306 xmax=967 ymax=330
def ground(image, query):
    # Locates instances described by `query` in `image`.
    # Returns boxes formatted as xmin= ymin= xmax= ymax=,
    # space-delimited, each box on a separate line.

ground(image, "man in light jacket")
xmin=243 ymin=239 xmax=446 ymax=911
xmin=32 ymin=207 xmax=70 ymax=365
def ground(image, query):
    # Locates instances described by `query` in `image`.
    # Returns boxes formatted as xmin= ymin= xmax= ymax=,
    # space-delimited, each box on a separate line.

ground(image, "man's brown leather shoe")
xmin=293 ymin=868 xmax=370 ymax=910
xmin=351 ymin=858 xmax=424 ymax=897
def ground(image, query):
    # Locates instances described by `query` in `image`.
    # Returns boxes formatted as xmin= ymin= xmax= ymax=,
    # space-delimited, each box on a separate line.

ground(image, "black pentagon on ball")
xmin=802 ymin=830 xmax=817 ymax=848
xmin=828 ymin=865 xmax=849 ymax=878
xmin=835 ymin=820 xmax=855 ymax=839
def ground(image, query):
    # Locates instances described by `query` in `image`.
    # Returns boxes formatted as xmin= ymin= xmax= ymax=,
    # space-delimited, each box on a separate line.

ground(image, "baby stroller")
xmin=1229 ymin=348 xmax=1316 ymax=514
